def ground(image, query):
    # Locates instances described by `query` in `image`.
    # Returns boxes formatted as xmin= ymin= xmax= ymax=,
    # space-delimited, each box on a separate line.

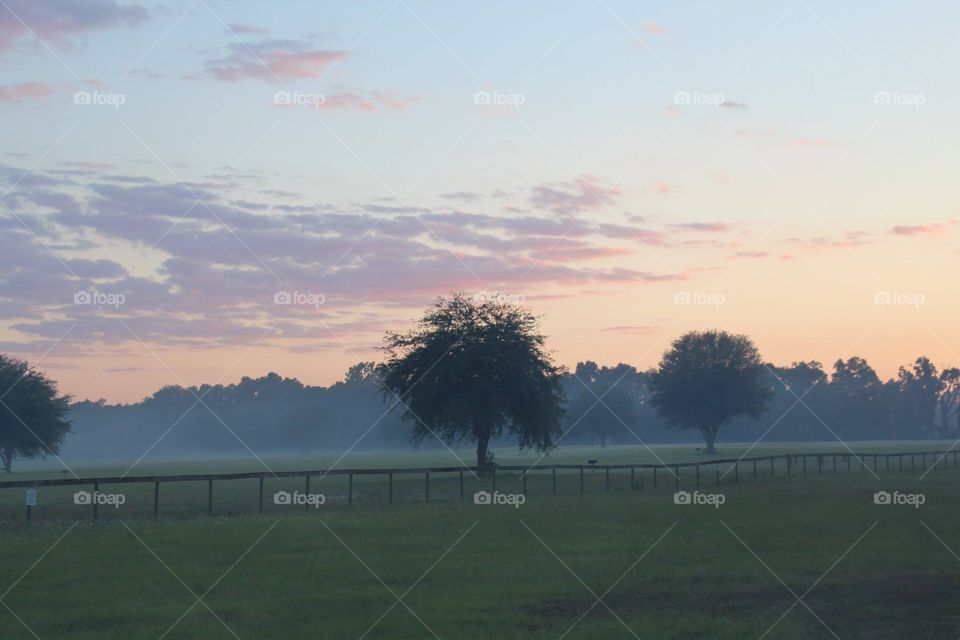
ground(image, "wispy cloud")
xmin=0 ymin=0 xmax=147 ymax=53
xmin=200 ymin=38 xmax=346 ymax=82
xmin=0 ymin=81 xmax=59 ymax=103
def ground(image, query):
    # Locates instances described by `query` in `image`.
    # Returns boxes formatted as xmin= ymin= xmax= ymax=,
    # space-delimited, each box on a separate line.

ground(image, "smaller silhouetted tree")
xmin=648 ymin=331 xmax=771 ymax=453
xmin=0 ymin=355 xmax=72 ymax=473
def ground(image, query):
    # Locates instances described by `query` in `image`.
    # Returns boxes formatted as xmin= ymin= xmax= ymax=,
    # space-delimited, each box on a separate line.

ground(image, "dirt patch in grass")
xmin=522 ymin=573 xmax=960 ymax=638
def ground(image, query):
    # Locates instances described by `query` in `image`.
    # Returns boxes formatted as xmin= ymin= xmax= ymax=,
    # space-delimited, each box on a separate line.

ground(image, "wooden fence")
xmin=1 ymin=449 xmax=956 ymax=521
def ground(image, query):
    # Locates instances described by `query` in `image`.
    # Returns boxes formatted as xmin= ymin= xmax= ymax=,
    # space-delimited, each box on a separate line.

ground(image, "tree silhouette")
xmin=648 ymin=331 xmax=771 ymax=453
xmin=0 ymin=355 xmax=72 ymax=473
xmin=566 ymin=362 xmax=641 ymax=446
xmin=895 ymin=357 xmax=943 ymax=435
xmin=380 ymin=293 xmax=564 ymax=468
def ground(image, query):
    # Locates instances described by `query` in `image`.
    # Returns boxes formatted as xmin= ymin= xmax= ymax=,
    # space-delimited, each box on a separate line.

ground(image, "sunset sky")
xmin=2 ymin=0 xmax=959 ymax=402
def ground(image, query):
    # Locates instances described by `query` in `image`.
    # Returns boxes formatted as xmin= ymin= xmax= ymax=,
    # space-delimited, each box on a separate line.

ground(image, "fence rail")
xmin=2 ymin=450 xmax=956 ymax=521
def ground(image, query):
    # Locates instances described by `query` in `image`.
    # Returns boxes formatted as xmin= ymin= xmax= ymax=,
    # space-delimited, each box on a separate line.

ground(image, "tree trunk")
xmin=476 ymin=432 xmax=490 ymax=470
xmin=701 ymin=425 xmax=719 ymax=454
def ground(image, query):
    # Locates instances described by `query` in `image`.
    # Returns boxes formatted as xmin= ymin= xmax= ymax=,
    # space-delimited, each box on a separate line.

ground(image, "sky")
xmin=1 ymin=0 xmax=959 ymax=403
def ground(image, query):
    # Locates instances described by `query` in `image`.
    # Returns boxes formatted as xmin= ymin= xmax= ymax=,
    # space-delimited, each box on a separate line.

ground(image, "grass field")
xmin=1 ymin=443 xmax=958 ymax=638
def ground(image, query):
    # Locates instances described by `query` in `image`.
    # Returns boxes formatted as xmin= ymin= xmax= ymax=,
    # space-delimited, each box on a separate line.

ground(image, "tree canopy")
xmin=0 ymin=354 xmax=72 ymax=473
xmin=379 ymin=293 xmax=565 ymax=467
xmin=648 ymin=330 xmax=772 ymax=452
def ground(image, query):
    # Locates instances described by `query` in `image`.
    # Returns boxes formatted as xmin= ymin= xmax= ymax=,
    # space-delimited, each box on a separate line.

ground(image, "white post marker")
xmin=25 ymin=486 xmax=37 ymax=522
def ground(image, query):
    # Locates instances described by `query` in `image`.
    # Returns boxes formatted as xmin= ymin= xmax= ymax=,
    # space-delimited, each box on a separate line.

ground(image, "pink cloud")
xmin=0 ymin=82 xmax=58 ymax=103
xmin=530 ymin=175 xmax=620 ymax=214
xmin=654 ymin=180 xmax=673 ymax=194
xmin=668 ymin=222 xmax=730 ymax=233
xmin=891 ymin=221 xmax=956 ymax=236
xmin=643 ymin=21 xmax=666 ymax=34
xmin=203 ymin=40 xmax=346 ymax=82
xmin=278 ymin=90 xmax=424 ymax=112
xmin=0 ymin=0 xmax=147 ymax=53
xmin=370 ymin=90 xmax=425 ymax=110
xmin=783 ymin=229 xmax=873 ymax=253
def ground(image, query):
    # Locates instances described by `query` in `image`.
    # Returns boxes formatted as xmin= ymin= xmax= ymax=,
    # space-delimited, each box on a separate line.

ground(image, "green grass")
xmin=1 ymin=445 xmax=959 ymax=638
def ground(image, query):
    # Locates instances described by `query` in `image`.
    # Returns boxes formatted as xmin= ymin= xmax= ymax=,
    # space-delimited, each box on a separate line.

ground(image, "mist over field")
xmin=48 ymin=354 xmax=957 ymax=469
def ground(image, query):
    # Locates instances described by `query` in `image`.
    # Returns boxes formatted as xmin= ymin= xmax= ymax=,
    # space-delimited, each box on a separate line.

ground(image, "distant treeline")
xmin=63 ymin=356 xmax=959 ymax=461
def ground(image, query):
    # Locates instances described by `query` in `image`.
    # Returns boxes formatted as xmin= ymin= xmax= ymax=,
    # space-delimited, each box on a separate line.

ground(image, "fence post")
xmin=630 ymin=466 xmax=635 ymax=490
xmin=715 ymin=468 xmax=720 ymax=487
xmin=653 ymin=467 xmax=657 ymax=489
xmin=207 ymin=479 xmax=213 ymax=516
xmin=696 ymin=464 xmax=701 ymax=489
xmin=873 ymin=455 xmax=878 ymax=473
xmin=552 ymin=467 xmax=557 ymax=495
xmin=523 ymin=471 xmax=528 ymax=495
xmin=390 ymin=472 xmax=395 ymax=504
xmin=803 ymin=456 xmax=807 ymax=477
xmin=424 ymin=471 xmax=429 ymax=502
xmin=605 ymin=468 xmax=610 ymax=493
xmin=674 ymin=466 xmax=680 ymax=490
xmin=492 ymin=467 xmax=497 ymax=493
xmin=304 ymin=474 xmax=311 ymax=510
xmin=153 ymin=481 xmax=160 ymax=518
xmin=349 ymin=473 xmax=355 ymax=505
xmin=579 ymin=467 xmax=584 ymax=493
xmin=258 ymin=475 xmax=264 ymax=513
xmin=846 ymin=455 xmax=851 ymax=472
xmin=734 ymin=462 xmax=739 ymax=484
xmin=832 ymin=455 xmax=837 ymax=473
xmin=753 ymin=460 xmax=757 ymax=480
xmin=818 ymin=455 xmax=823 ymax=475
xmin=93 ymin=481 xmax=99 ymax=520
xmin=459 ymin=470 xmax=464 ymax=500
xmin=787 ymin=456 xmax=791 ymax=477
xmin=770 ymin=458 xmax=774 ymax=477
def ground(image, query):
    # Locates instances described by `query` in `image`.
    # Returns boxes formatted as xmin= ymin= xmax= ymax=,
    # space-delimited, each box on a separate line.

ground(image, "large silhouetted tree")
xmin=648 ymin=331 xmax=771 ymax=453
xmin=380 ymin=293 xmax=564 ymax=468
xmin=0 ymin=355 xmax=72 ymax=473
